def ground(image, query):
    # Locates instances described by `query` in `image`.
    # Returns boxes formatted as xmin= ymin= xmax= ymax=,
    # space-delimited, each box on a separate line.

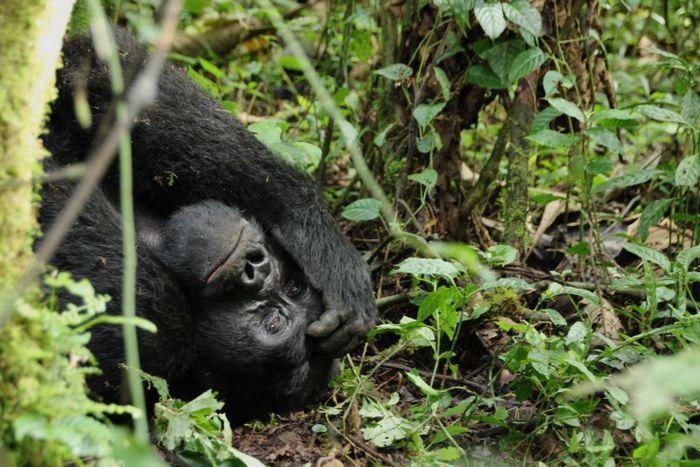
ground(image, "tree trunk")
xmin=0 ymin=0 xmax=75 ymax=304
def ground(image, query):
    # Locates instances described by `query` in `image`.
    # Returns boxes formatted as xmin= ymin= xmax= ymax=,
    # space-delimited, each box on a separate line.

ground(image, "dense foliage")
xmin=1 ymin=0 xmax=699 ymax=465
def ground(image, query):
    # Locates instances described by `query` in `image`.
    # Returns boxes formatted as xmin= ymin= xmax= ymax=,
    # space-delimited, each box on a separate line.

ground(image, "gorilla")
xmin=39 ymin=27 xmax=376 ymax=421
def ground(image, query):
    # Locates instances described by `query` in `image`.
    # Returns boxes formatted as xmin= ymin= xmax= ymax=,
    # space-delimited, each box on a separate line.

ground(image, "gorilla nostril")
xmin=244 ymin=262 xmax=256 ymax=281
xmin=247 ymin=249 xmax=266 ymax=265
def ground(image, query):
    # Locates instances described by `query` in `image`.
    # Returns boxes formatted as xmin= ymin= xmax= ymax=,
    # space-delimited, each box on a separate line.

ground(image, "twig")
xmin=0 ymin=164 xmax=86 ymax=191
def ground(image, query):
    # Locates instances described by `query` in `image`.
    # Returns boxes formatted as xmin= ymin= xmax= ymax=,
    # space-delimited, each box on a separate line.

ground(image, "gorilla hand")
xmin=306 ymin=302 xmax=370 ymax=358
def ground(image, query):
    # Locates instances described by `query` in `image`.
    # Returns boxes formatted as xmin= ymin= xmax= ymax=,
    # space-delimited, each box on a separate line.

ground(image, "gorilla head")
xmin=143 ymin=201 xmax=335 ymax=422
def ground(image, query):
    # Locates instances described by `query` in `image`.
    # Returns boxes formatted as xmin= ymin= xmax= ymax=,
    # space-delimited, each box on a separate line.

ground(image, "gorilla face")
xmin=147 ymin=201 xmax=335 ymax=422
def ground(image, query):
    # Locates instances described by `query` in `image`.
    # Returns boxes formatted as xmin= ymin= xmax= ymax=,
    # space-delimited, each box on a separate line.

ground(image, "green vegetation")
xmin=2 ymin=0 xmax=700 ymax=465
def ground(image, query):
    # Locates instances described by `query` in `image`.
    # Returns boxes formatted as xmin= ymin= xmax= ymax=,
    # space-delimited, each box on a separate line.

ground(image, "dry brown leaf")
xmin=627 ymin=218 xmax=693 ymax=251
xmin=584 ymin=297 xmax=622 ymax=347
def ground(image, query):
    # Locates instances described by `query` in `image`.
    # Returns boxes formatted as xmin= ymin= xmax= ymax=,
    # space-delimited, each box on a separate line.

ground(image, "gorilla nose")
xmin=239 ymin=247 xmax=270 ymax=290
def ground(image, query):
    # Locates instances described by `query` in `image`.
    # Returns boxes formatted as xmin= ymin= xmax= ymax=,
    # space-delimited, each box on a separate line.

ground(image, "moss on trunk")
xmin=0 ymin=0 xmax=75 ymax=298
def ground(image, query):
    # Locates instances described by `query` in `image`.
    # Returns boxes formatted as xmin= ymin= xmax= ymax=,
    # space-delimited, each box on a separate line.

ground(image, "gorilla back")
xmin=40 ymin=28 xmax=376 ymax=421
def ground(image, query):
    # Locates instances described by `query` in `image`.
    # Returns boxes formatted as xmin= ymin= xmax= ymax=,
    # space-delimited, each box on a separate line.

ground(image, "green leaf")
xmin=413 ymin=102 xmax=446 ymax=129
xmin=373 ymin=123 xmax=395 ymax=147
xmin=484 ymin=40 xmax=525 ymax=79
xmin=248 ymin=121 xmax=282 ymax=145
xmin=278 ymin=55 xmax=303 ymax=71
xmin=483 ymin=244 xmax=518 ymax=266
xmin=408 ymin=168 xmax=438 ymax=190
xmin=480 ymin=277 xmax=535 ymax=291
xmin=527 ymin=129 xmax=576 ymax=148
xmin=638 ymin=105 xmax=688 ymax=125
xmin=434 ymin=67 xmax=452 ymax=101
xmin=674 ymin=155 xmax=700 ymax=187
xmin=547 ymin=97 xmax=585 ymax=122
xmin=311 ymin=424 xmax=328 ymax=433
xmin=465 ymin=64 xmax=508 ymax=89
xmin=474 ymin=0 xmax=506 ymax=39
xmin=585 ymin=127 xmax=623 ymax=154
xmin=585 ymin=158 xmax=614 ymax=176
xmin=374 ymin=63 xmax=413 ymax=81
xmin=590 ymin=108 xmax=640 ymax=130
xmin=432 ymin=446 xmax=463 ymax=461
xmin=677 ymin=246 xmax=700 ymax=271
xmin=416 ymin=130 xmax=442 ymax=153
xmin=393 ymin=258 xmax=464 ymax=279
xmin=502 ymin=0 xmax=542 ymax=36
xmin=680 ymin=90 xmax=700 ymax=125
xmin=531 ymin=106 xmax=563 ymax=132
xmin=542 ymin=70 xmax=573 ymax=96
xmin=623 ymin=243 xmax=671 ymax=271
xmin=361 ymin=413 xmax=412 ymax=447
xmin=544 ymin=308 xmax=567 ymax=326
xmin=639 ymin=199 xmax=671 ymax=242
xmin=548 ymin=282 xmax=600 ymax=305
xmin=406 ymin=371 xmax=441 ymax=396
xmin=507 ymin=47 xmax=548 ymax=82
xmin=342 ymin=198 xmax=382 ymax=221
xmin=591 ymin=169 xmax=659 ymax=194
xmin=566 ymin=321 xmax=588 ymax=345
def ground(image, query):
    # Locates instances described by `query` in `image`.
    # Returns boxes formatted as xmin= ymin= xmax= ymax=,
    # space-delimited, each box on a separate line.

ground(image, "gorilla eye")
xmin=285 ymin=276 xmax=307 ymax=299
xmin=264 ymin=311 xmax=284 ymax=334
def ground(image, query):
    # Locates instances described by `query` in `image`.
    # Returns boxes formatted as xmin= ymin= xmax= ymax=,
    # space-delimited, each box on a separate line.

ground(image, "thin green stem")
xmin=86 ymin=0 xmax=148 ymax=443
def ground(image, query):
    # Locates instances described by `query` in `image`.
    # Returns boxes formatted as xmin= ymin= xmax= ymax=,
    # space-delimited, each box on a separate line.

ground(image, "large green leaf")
xmin=527 ymin=129 xmax=576 ymax=148
xmin=466 ymin=64 xmax=508 ymax=89
xmin=484 ymin=40 xmax=526 ymax=79
xmin=674 ymin=155 xmax=700 ymax=187
xmin=531 ymin=106 xmax=563 ymax=132
xmin=502 ymin=0 xmax=542 ymax=36
xmin=393 ymin=258 xmax=464 ymax=279
xmin=638 ymin=105 xmax=689 ymax=125
xmin=547 ymin=97 xmax=585 ymax=122
xmin=342 ymin=198 xmax=382 ymax=221
xmin=413 ymin=102 xmax=446 ymax=129
xmin=585 ymin=127 xmax=623 ymax=154
xmin=474 ymin=0 xmax=506 ymax=39
xmin=408 ymin=168 xmax=438 ymax=190
xmin=507 ymin=47 xmax=548 ymax=83
xmin=639 ymin=199 xmax=671 ymax=242
xmin=623 ymin=243 xmax=671 ymax=271
xmin=590 ymin=108 xmax=640 ymax=131
xmin=591 ymin=169 xmax=659 ymax=194
xmin=374 ymin=63 xmax=413 ymax=81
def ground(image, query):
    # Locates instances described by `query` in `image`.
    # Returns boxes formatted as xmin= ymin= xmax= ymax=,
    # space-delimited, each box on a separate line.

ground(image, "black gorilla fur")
xmin=39 ymin=28 xmax=376 ymax=421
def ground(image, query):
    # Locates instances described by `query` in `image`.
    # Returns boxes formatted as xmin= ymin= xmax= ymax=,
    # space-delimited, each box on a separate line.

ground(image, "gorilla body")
xmin=39 ymin=28 xmax=375 ymax=421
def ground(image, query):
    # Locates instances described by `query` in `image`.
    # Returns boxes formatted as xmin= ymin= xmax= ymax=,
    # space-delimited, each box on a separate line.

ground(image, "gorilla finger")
xmin=306 ymin=309 xmax=343 ymax=337
xmin=317 ymin=320 xmax=366 ymax=356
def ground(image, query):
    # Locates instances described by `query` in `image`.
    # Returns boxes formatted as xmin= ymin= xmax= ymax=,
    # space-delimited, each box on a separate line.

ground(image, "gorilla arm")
xmin=50 ymin=29 xmax=377 ymax=357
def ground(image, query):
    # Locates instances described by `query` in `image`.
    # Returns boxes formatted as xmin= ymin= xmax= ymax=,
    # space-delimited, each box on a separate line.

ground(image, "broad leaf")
xmin=408 ymin=168 xmax=438 ymax=190
xmin=585 ymin=127 xmax=623 ymax=154
xmin=434 ymin=66 xmax=451 ymax=101
xmin=590 ymin=108 xmax=640 ymax=131
xmin=547 ymin=97 xmax=585 ymax=122
xmin=474 ymin=0 xmax=506 ymax=39
xmin=531 ymin=106 xmax=562 ymax=132
xmin=342 ymin=198 xmax=382 ymax=221
xmin=639 ymin=199 xmax=671 ymax=242
xmin=484 ymin=40 xmax=526 ymax=79
xmin=591 ymin=169 xmax=659 ymax=194
xmin=466 ymin=64 xmax=508 ymax=89
xmin=638 ymin=105 xmax=688 ymax=125
xmin=374 ymin=63 xmax=413 ymax=81
xmin=502 ymin=0 xmax=542 ymax=36
xmin=507 ymin=47 xmax=548 ymax=82
xmin=674 ymin=155 xmax=700 ymax=187
xmin=623 ymin=243 xmax=671 ymax=271
xmin=413 ymin=102 xmax=446 ymax=129
xmin=393 ymin=258 xmax=464 ymax=279
xmin=528 ymin=129 xmax=576 ymax=148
